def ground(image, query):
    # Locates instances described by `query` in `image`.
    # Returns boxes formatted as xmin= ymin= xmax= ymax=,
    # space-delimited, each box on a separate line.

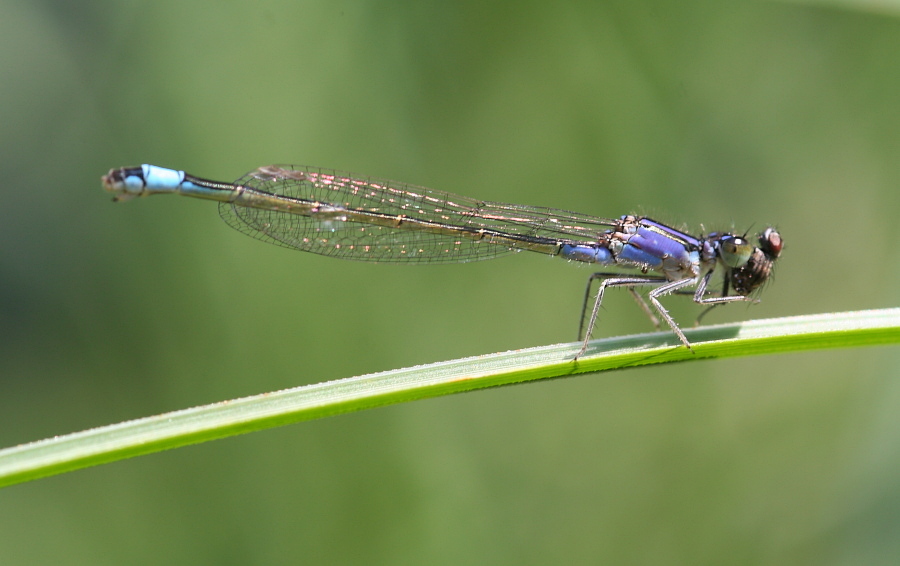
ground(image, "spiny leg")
xmin=577 ymin=274 xmax=668 ymax=358
xmin=578 ymin=273 xmax=666 ymax=341
xmin=692 ymin=271 xmax=759 ymax=308
xmin=628 ymin=288 xmax=660 ymax=330
xmin=694 ymin=274 xmax=730 ymax=326
xmin=690 ymin=273 xmax=757 ymax=326
xmin=643 ymin=273 xmax=758 ymax=350
xmin=646 ymin=277 xmax=698 ymax=351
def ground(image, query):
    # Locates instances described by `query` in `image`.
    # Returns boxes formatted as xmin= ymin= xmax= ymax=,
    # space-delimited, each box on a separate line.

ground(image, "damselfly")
xmin=103 ymin=164 xmax=782 ymax=357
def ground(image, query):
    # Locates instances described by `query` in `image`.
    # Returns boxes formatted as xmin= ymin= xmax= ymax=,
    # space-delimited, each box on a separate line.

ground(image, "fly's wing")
xmin=219 ymin=165 xmax=618 ymax=264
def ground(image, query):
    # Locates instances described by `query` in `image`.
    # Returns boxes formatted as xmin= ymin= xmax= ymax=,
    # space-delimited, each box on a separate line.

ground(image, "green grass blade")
xmin=1 ymin=308 xmax=897 ymax=488
xmin=775 ymin=0 xmax=900 ymax=18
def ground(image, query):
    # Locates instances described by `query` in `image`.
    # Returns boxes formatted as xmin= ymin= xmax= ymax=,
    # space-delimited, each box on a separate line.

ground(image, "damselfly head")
xmin=730 ymin=227 xmax=782 ymax=295
xmin=717 ymin=234 xmax=753 ymax=268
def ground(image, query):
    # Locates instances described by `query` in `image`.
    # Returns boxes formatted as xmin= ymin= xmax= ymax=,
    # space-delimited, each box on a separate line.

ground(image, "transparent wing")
xmin=219 ymin=165 xmax=618 ymax=263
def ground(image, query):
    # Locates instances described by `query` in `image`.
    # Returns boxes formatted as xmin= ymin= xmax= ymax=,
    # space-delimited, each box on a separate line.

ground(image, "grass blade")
xmin=1 ymin=308 xmax=897 ymax=488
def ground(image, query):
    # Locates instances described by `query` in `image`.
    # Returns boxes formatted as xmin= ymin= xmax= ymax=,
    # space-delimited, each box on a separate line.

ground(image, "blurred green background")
xmin=2 ymin=0 xmax=900 ymax=563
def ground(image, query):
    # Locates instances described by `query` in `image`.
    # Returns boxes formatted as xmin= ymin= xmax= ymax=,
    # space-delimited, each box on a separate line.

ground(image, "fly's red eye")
xmin=760 ymin=228 xmax=782 ymax=258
